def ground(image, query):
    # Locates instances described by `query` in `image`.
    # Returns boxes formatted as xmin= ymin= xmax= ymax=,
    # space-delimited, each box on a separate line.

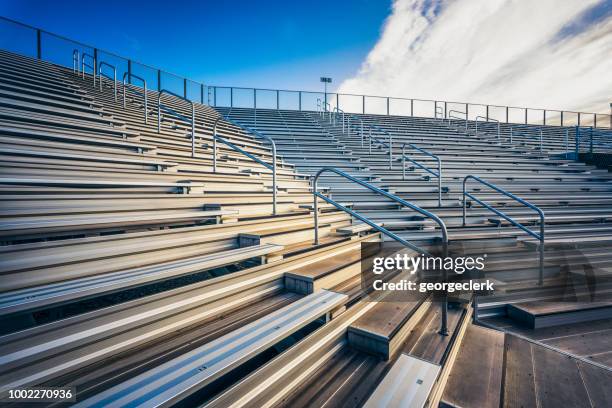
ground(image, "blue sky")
xmin=0 ymin=0 xmax=391 ymax=91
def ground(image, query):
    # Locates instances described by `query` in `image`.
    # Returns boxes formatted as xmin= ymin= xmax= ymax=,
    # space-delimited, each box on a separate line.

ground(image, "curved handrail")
xmin=81 ymin=52 xmax=96 ymax=85
xmin=157 ymin=89 xmax=195 ymax=156
xmin=448 ymin=109 xmax=467 ymax=131
xmin=312 ymin=167 xmax=449 ymax=334
xmin=72 ymin=49 xmax=79 ymax=74
xmin=98 ymin=61 xmax=117 ymax=101
xmin=222 ymin=116 xmax=278 ymax=215
xmin=333 ymin=107 xmax=345 ymax=128
xmin=347 ymin=115 xmax=394 ymax=168
xmin=462 ymin=175 xmax=545 ymax=284
xmin=509 ymin=123 xmax=543 ymax=151
xmin=401 ymin=143 xmax=442 ymax=207
xmin=122 ymin=72 xmax=148 ymax=124
xmin=475 ymin=116 xmax=500 ymax=142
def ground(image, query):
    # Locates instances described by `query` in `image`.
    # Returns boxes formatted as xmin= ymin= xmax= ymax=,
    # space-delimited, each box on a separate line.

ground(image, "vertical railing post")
xmin=561 ymin=111 xmax=564 ymax=127
xmin=230 ymin=87 xmax=233 ymax=108
xmin=410 ymin=99 xmax=414 ymax=116
xmin=362 ymin=95 xmax=365 ymax=114
xmin=336 ymin=94 xmax=339 ymax=111
xmin=213 ymin=87 xmax=217 ymax=107
xmin=444 ymin=101 xmax=447 ymax=119
xmin=127 ymin=60 xmax=132 ymax=85
xmin=506 ymin=106 xmax=509 ymax=123
xmin=200 ymin=84 xmax=204 ymax=104
xmin=183 ymin=78 xmax=187 ymax=99
xmin=298 ymin=91 xmax=302 ymax=111
xmin=565 ymin=128 xmax=568 ymax=153
xmin=387 ymin=97 xmax=390 ymax=116
xmin=276 ymin=90 xmax=279 ymax=110
xmin=524 ymin=108 xmax=528 ymax=124
xmin=578 ymin=112 xmax=581 ymax=127
xmin=543 ymin=110 xmax=546 ymax=126
xmin=36 ymin=29 xmax=42 ymax=59
xmin=486 ymin=105 xmax=489 ymax=121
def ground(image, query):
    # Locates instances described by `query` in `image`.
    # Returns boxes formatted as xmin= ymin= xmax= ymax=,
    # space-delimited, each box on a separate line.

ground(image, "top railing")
xmin=1 ymin=15 xmax=609 ymax=128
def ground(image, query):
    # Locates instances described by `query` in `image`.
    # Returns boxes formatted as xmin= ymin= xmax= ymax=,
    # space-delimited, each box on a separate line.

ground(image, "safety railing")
xmin=2 ymin=17 xmax=610 ymax=127
xmin=575 ymin=126 xmax=612 ymax=158
xmin=509 ymin=123 xmax=544 ymax=151
xmin=122 ymin=72 xmax=148 ymax=124
xmin=448 ymin=110 xmax=468 ymax=132
xmin=462 ymin=175 xmax=545 ymax=285
xmin=222 ymin=116 xmax=278 ymax=215
xmin=157 ymin=89 xmax=196 ymax=156
xmin=98 ymin=61 xmax=117 ymax=101
xmin=81 ymin=52 xmax=96 ymax=86
xmin=312 ymin=167 xmax=450 ymax=334
xmin=333 ymin=107 xmax=345 ymax=130
xmin=72 ymin=49 xmax=79 ymax=74
xmin=475 ymin=116 xmax=500 ymax=142
xmin=344 ymin=116 xmax=394 ymax=169
xmin=401 ymin=143 xmax=442 ymax=207
xmin=435 ymin=105 xmax=443 ymax=119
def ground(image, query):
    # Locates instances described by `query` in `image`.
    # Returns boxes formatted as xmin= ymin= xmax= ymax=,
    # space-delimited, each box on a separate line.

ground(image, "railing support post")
xmin=184 ymin=78 xmax=187 ymax=99
xmin=362 ymin=95 xmax=365 ymax=114
xmin=298 ymin=91 xmax=302 ymax=111
xmin=200 ymin=84 xmax=204 ymax=104
xmin=387 ymin=97 xmax=390 ymax=116
xmin=276 ymin=90 xmax=279 ymax=110
xmin=410 ymin=99 xmax=414 ymax=116
xmin=127 ymin=60 xmax=132 ymax=85
xmin=230 ymin=87 xmax=233 ymax=108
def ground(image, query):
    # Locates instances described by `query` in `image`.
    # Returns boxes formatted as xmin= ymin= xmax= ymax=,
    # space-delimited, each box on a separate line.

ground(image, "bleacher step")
xmin=440 ymin=324 xmax=504 ymax=408
xmin=507 ymin=300 xmax=612 ymax=329
xmin=74 ymin=289 xmax=348 ymax=407
xmin=363 ymin=353 xmax=440 ymax=408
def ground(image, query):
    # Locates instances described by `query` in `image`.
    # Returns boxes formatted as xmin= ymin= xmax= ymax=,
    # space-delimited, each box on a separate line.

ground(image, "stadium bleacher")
xmin=0 ymin=28 xmax=611 ymax=408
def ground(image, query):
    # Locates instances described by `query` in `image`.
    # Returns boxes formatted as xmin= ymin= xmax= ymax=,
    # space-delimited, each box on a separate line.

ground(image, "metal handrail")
xmin=475 ymin=116 xmax=500 ymax=142
xmin=347 ymin=116 xmax=393 ymax=168
xmin=312 ymin=167 xmax=449 ymax=334
xmin=72 ymin=49 xmax=79 ymax=73
xmin=223 ymin=116 xmax=278 ymax=215
xmin=509 ymin=123 xmax=543 ymax=151
xmin=122 ymin=72 xmax=148 ymax=124
xmin=333 ymin=107 xmax=345 ymax=129
xmin=81 ymin=52 xmax=96 ymax=85
xmin=448 ymin=109 xmax=467 ymax=131
xmin=462 ymin=175 xmax=545 ymax=285
xmin=401 ymin=143 xmax=442 ymax=207
xmin=98 ymin=61 xmax=117 ymax=101
xmin=157 ymin=89 xmax=195 ymax=156
xmin=435 ymin=105 xmax=443 ymax=119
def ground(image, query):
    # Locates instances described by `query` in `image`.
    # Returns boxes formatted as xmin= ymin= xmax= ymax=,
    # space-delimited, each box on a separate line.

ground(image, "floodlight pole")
xmin=320 ymin=77 xmax=332 ymax=111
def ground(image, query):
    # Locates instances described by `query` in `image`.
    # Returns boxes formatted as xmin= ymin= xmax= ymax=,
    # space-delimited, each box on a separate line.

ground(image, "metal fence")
xmin=1 ymin=15 xmax=610 ymax=129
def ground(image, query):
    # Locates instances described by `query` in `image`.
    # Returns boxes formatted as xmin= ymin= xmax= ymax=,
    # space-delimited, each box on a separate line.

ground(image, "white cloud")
xmin=338 ymin=0 xmax=612 ymax=125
